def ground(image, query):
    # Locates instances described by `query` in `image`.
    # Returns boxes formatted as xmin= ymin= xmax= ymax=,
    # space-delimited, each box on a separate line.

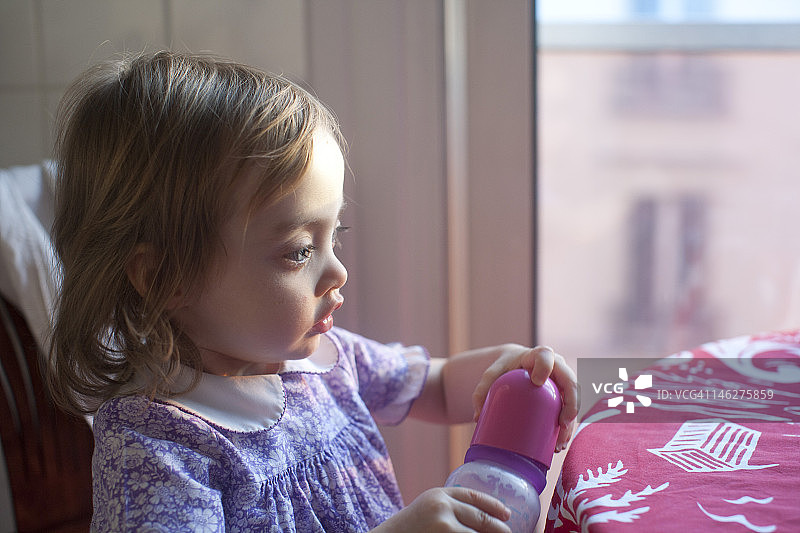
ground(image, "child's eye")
xmin=286 ymin=245 xmax=315 ymax=265
xmin=333 ymin=225 xmax=350 ymax=248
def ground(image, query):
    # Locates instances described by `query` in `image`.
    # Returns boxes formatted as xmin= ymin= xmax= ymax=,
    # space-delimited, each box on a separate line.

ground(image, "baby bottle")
xmin=445 ymin=369 xmax=561 ymax=533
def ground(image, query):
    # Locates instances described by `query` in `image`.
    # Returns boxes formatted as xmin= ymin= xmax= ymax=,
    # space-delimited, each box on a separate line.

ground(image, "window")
xmin=537 ymin=1 xmax=800 ymax=362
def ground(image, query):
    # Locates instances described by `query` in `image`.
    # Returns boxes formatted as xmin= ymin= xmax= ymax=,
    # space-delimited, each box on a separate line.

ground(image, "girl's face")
xmin=173 ymin=130 xmax=348 ymax=375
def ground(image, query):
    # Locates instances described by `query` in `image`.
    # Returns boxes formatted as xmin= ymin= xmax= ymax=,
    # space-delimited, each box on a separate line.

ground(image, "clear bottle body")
xmin=445 ymin=459 xmax=540 ymax=533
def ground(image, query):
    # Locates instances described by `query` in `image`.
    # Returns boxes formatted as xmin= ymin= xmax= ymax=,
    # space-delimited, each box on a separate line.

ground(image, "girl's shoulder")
xmin=95 ymin=393 xmax=158 ymax=423
xmin=93 ymin=393 xmax=218 ymax=445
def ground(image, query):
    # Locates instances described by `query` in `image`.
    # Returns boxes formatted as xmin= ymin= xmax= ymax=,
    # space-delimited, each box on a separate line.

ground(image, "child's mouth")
xmin=312 ymin=314 xmax=334 ymax=334
xmin=311 ymin=301 xmax=342 ymax=334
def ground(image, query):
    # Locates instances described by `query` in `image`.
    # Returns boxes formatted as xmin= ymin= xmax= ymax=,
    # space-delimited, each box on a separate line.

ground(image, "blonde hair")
xmin=48 ymin=50 xmax=344 ymax=416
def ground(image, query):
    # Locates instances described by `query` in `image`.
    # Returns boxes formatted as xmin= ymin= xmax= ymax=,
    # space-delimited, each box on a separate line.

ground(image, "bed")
xmin=547 ymin=331 xmax=800 ymax=532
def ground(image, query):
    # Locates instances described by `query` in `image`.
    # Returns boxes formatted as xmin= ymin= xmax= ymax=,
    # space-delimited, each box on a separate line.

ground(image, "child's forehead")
xmin=230 ymin=134 xmax=345 ymax=235
xmin=263 ymin=175 xmax=345 ymax=226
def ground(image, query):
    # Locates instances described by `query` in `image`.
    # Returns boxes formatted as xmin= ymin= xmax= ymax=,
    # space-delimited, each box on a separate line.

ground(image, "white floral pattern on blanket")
xmin=552 ymin=460 xmax=668 ymax=533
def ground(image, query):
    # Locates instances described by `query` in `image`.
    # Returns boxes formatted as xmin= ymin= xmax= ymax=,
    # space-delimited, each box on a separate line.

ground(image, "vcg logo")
xmin=591 ymin=367 xmax=653 ymax=413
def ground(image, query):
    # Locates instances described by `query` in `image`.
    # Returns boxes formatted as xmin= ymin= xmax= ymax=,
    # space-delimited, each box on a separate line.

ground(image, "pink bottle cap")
xmin=471 ymin=369 xmax=562 ymax=468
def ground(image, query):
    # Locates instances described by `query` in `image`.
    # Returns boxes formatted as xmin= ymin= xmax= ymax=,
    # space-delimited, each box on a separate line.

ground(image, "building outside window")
xmin=537 ymin=0 xmax=800 ymax=363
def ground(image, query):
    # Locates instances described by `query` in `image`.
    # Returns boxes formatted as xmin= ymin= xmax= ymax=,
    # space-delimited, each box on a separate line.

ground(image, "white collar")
xmin=161 ymin=332 xmax=339 ymax=432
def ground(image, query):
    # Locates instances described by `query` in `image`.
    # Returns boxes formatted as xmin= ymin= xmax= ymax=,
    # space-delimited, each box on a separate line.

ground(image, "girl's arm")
xmin=408 ymin=344 xmax=579 ymax=451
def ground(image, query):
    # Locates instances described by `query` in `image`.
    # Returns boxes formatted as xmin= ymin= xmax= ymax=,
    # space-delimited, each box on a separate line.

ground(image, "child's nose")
xmin=317 ymin=253 xmax=348 ymax=296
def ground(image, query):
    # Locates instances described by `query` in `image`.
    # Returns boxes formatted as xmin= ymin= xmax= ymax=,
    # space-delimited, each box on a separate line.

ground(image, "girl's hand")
xmin=471 ymin=345 xmax=579 ymax=452
xmin=373 ymin=487 xmax=512 ymax=533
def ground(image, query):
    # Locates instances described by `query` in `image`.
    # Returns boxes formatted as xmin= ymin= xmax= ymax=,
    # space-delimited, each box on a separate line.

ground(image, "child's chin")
xmin=290 ymin=337 xmax=321 ymax=359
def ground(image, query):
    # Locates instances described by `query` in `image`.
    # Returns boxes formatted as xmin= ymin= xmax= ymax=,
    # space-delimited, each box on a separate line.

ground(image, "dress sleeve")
xmin=91 ymin=399 xmax=227 ymax=532
xmin=332 ymin=328 xmax=430 ymax=426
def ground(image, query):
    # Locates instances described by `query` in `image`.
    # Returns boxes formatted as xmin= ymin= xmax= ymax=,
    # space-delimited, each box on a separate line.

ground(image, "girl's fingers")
xmin=552 ymin=355 xmax=580 ymax=423
xmin=471 ymin=345 xmax=581 ymax=451
xmin=471 ymin=346 xmax=534 ymax=420
xmin=520 ymin=345 xmax=555 ymax=386
xmin=448 ymin=488 xmax=512 ymax=533
xmin=549 ymin=353 xmax=580 ymax=451
xmin=507 ymin=345 xmax=582 ymax=452
xmin=471 ymin=356 xmax=514 ymax=420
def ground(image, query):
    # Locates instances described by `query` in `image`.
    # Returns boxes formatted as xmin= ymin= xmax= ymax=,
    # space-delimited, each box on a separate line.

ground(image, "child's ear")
xmin=126 ymin=244 xmax=185 ymax=310
xmin=126 ymin=243 xmax=157 ymax=298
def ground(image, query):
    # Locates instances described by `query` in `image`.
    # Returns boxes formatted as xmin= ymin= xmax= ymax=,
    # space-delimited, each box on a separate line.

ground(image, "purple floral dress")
xmin=91 ymin=328 xmax=430 ymax=532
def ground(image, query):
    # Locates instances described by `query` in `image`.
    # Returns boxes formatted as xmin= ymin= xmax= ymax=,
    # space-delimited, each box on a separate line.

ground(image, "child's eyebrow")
xmin=273 ymin=199 xmax=348 ymax=235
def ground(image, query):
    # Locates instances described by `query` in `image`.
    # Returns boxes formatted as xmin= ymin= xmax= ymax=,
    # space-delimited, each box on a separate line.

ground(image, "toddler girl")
xmin=47 ymin=51 xmax=578 ymax=532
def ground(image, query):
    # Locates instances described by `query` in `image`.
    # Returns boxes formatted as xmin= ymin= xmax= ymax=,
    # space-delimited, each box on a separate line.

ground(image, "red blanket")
xmin=548 ymin=331 xmax=800 ymax=532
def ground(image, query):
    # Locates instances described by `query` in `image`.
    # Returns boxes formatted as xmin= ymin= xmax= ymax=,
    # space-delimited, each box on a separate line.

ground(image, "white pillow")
xmin=0 ymin=161 xmax=59 ymax=353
